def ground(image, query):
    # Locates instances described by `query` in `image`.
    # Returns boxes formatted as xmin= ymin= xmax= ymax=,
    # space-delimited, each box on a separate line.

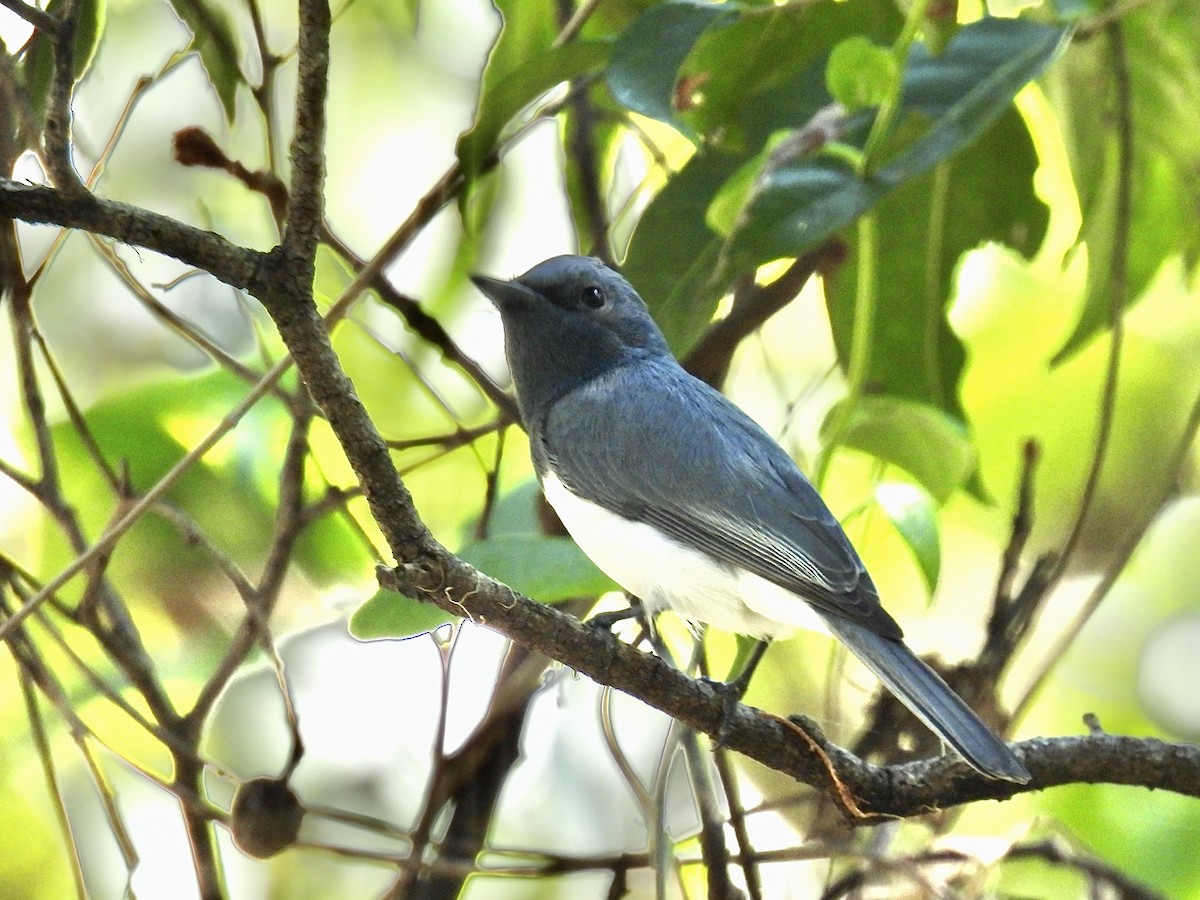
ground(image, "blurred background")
xmin=2 ymin=0 xmax=1199 ymax=897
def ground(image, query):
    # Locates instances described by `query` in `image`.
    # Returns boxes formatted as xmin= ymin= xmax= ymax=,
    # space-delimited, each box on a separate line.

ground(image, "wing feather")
xmin=538 ymin=359 xmax=902 ymax=639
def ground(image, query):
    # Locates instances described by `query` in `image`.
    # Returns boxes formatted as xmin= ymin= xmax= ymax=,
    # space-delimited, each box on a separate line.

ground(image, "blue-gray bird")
xmin=473 ymin=254 xmax=1029 ymax=783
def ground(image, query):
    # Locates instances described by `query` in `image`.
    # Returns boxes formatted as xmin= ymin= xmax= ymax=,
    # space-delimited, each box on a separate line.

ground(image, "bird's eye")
xmin=581 ymin=286 xmax=605 ymax=309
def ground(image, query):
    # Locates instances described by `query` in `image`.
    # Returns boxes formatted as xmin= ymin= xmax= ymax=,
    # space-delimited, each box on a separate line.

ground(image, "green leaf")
xmin=822 ymin=106 xmax=1048 ymax=416
xmin=458 ymin=534 xmax=618 ymax=602
xmin=824 ymin=396 xmax=974 ymax=503
xmin=457 ymin=40 xmax=612 ymax=180
xmin=314 ymin=244 xmax=355 ymax=311
xmin=456 ymin=0 xmax=559 ymax=226
xmin=605 ymin=0 xmax=737 ymax=141
xmin=874 ymin=481 xmax=940 ymax=595
xmin=349 ymin=588 xmax=454 ymax=640
xmin=19 ymin=0 xmax=107 ymax=122
xmin=704 ymin=144 xmax=770 ymax=238
xmin=44 ymin=368 xmax=370 ymax=594
xmin=486 ymin=0 xmax=559 ymax=82
xmin=622 ymin=151 xmax=744 ymax=353
xmin=1053 ymin=0 xmax=1200 ymax=363
xmin=166 ymin=0 xmax=244 ymax=121
xmin=675 ymin=0 xmax=900 ymax=149
xmin=720 ymin=17 xmax=1069 ymax=276
xmin=825 ymin=36 xmax=897 ymax=112
xmin=620 ymin=0 xmax=898 ymax=351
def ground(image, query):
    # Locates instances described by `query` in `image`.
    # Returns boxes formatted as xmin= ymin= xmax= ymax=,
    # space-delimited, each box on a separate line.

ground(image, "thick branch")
xmin=378 ymin=565 xmax=1200 ymax=816
xmin=281 ymin=0 xmax=330 ymax=264
xmin=0 ymin=178 xmax=265 ymax=289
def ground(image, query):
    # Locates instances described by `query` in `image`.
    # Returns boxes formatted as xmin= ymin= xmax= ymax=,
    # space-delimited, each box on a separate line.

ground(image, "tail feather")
xmin=823 ymin=617 xmax=1031 ymax=783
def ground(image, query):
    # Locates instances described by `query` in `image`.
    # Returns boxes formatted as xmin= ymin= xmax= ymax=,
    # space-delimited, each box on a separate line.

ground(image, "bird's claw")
xmin=701 ymin=677 xmax=746 ymax=749
xmin=585 ymin=604 xmax=642 ymax=633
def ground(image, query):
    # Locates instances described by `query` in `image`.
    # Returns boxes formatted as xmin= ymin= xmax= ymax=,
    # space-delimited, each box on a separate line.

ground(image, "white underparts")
xmin=541 ymin=471 xmax=829 ymax=639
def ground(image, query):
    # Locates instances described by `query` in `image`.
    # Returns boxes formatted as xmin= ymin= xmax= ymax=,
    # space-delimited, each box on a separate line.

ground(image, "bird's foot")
xmin=701 ymin=677 xmax=746 ymax=750
xmin=586 ymin=603 xmax=643 ymax=633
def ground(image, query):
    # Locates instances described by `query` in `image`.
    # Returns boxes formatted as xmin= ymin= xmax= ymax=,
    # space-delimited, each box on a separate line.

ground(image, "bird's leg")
xmin=725 ymin=637 xmax=772 ymax=699
xmin=586 ymin=599 xmax=645 ymax=632
xmin=706 ymin=638 xmax=772 ymax=748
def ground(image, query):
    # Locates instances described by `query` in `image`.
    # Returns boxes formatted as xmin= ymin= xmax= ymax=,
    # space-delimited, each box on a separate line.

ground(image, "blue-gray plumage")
xmin=473 ymin=255 xmax=1030 ymax=783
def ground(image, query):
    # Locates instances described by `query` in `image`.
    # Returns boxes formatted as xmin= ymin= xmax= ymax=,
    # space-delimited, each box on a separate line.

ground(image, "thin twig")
xmin=1045 ymin=18 xmax=1132 ymax=587
xmin=713 ymin=748 xmax=762 ymax=900
xmin=683 ymin=244 xmax=841 ymax=388
xmin=0 ymin=0 xmax=59 ymax=34
xmin=245 ymin=0 xmax=283 ymax=173
xmin=0 ymin=354 xmax=293 ymax=644
xmin=30 ymin=323 xmax=124 ymax=493
xmin=187 ymin=401 xmax=313 ymax=722
xmin=17 ymin=670 xmax=88 ymax=899
xmin=319 ymin=224 xmax=518 ymax=420
xmin=386 ymin=419 xmax=506 ymax=452
xmin=991 ymin=439 xmax=1041 ymax=613
xmin=552 ymin=0 xmax=606 ymax=48
xmin=88 ymin=234 xmax=285 ymax=396
xmin=1007 ymin=838 xmax=1164 ymax=900
xmin=1011 ymin=19 xmax=1142 ymax=714
xmin=6 ymin=270 xmax=175 ymax=726
xmin=1015 ymin=383 xmax=1200 ymax=720
xmin=979 ymin=438 xmax=1042 ymax=676
xmin=3 ymin=599 xmax=141 ymax=877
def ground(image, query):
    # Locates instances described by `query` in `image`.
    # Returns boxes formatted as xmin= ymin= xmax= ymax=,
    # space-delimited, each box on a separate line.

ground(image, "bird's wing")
xmin=539 ymin=360 xmax=902 ymax=638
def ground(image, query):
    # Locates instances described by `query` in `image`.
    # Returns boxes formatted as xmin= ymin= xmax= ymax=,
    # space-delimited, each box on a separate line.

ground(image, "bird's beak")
xmin=470 ymin=274 xmax=540 ymax=310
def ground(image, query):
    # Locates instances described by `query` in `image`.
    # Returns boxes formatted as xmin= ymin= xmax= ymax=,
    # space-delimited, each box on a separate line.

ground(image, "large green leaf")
xmin=167 ymin=0 xmax=244 ymax=122
xmin=619 ymin=0 xmax=900 ymax=352
xmin=455 ymin=0 xmax=559 ymax=227
xmin=823 ymin=395 xmax=975 ymax=503
xmin=676 ymin=0 xmax=899 ymax=150
xmin=458 ymin=534 xmax=618 ymax=602
xmin=822 ymin=106 xmax=1048 ymax=415
xmin=19 ymin=0 xmax=107 ymax=123
xmin=718 ymin=17 xmax=1068 ymax=277
xmin=605 ymin=0 xmax=736 ymax=142
xmin=874 ymin=481 xmax=940 ymax=596
xmin=622 ymin=151 xmax=744 ymax=353
xmin=457 ymin=40 xmax=612 ymax=180
xmin=349 ymin=588 xmax=454 ymax=640
xmin=1053 ymin=0 xmax=1200 ymax=362
xmin=824 ymin=36 xmax=897 ymax=113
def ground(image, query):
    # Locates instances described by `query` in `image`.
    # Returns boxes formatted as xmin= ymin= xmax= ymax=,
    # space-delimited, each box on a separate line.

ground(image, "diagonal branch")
xmin=0 ymin=0 xmax=59 ymax=34
xmin=0 ymin=177 xmax=266 ymax=289
xmin=375 ymin=562 xmax=1200 ymax=816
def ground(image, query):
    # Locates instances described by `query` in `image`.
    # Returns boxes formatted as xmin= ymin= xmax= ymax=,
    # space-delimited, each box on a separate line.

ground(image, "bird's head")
xmin=473 ymin=255 xmax=670 ymax=421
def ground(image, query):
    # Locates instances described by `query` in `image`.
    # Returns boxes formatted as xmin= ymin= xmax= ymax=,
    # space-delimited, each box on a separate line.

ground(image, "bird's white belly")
xmin=541 ymin=472 xmax=828 ymax=639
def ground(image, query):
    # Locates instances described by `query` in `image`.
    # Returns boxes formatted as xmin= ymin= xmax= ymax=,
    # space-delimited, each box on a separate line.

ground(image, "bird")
xmin=472 ymin=254 xmax=1030 ymax=783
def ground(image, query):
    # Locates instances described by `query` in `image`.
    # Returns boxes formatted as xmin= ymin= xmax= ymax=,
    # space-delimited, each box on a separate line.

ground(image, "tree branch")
xmin=0 ymin=178 xmax=265 ymax=289
xmin=683 ymin=241 xmax=845 ymax=387
xmin=0 ymin=0 xmax=59 ymax=35
xmin=281 ymin=0 xmax=330 ymax=265
xmin=376 ymin=565 xmax=1200 ymax=817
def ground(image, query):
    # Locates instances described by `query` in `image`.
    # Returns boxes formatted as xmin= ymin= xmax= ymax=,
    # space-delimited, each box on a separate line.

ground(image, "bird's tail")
xmin=823 ymin=616 xmax=1031 ymax=783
